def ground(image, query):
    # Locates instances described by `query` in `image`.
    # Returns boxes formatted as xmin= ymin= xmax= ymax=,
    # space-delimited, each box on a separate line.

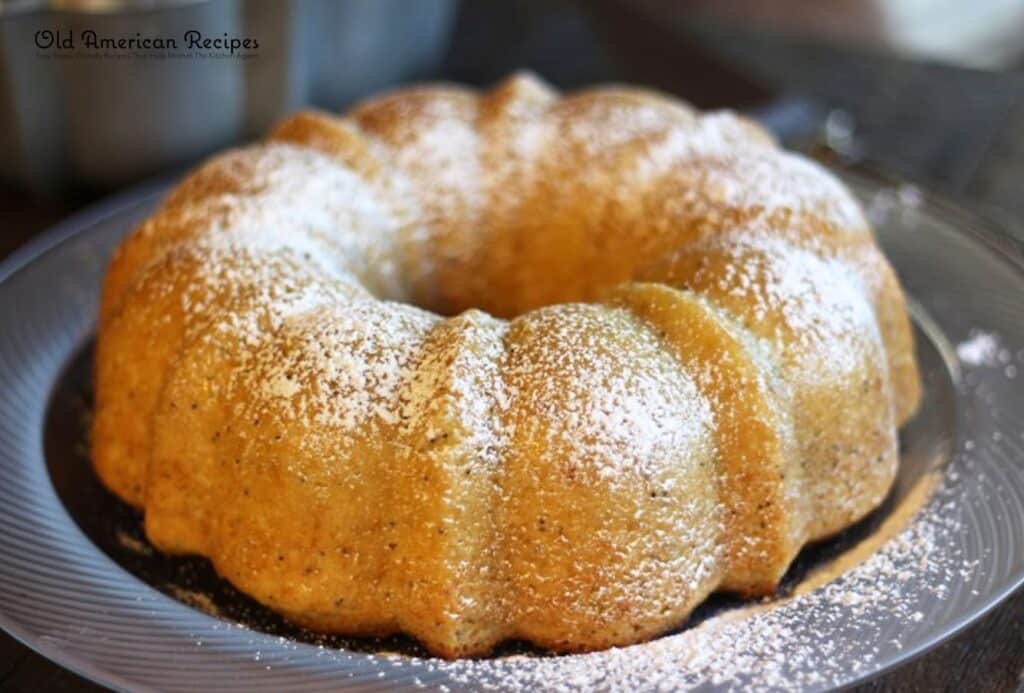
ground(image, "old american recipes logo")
xmin=34 ymin=29 xmax=259 ymax=59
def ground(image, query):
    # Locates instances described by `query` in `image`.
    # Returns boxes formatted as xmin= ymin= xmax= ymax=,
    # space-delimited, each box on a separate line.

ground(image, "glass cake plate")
xmin=0 ymin=171 xmax=1022 ymax=691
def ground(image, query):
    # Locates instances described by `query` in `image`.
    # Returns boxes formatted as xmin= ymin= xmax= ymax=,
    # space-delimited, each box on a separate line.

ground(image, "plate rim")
xmin=0 ymin=175 xmax=175 ymax=693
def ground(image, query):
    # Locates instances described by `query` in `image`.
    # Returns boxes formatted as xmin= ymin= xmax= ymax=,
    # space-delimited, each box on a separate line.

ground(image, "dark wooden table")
xmin=2 ymin=4 xmax=1023 ymax=691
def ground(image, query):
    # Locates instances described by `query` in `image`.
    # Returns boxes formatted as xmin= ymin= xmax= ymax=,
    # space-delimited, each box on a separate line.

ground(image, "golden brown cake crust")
xmin=92 ymin=72 xmax=921 ymax=658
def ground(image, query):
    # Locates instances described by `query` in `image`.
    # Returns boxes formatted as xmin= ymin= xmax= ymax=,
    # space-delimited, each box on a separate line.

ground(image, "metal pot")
xmin=0 ymin=0 xmax=457 ymax=194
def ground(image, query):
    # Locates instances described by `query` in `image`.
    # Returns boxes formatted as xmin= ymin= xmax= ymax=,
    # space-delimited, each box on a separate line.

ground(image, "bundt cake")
xmin=92 ymin=72 xmax=921 ymax=658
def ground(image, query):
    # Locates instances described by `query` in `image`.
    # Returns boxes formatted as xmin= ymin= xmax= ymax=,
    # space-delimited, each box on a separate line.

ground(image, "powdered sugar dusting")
xmin=153 ymin=142 xmax=409 ymax=301
xmin=679 ymin=231 xmax=885 ymax=378
xmin=398 ymin=310 xmax=510 ymax=469
xmin=242 ymin=300 xmax=438 ymax=435
xmin=94 ymin=71 xmax=925 ymax=664
xmin=503 ymin=303 xmax=715 ymax=484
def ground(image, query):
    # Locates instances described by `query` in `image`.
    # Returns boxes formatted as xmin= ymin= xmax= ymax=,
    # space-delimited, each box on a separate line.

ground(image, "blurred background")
xmin=0 ymin=1 xmax=1023 ymax=688
xmin=2 ymin=0 xmax=1024 ymax=248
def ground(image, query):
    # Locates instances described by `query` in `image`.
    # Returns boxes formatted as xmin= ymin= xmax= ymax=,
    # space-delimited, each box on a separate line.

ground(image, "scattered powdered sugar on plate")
xmin=956 ymin=330 xmax=1003 ymax=367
